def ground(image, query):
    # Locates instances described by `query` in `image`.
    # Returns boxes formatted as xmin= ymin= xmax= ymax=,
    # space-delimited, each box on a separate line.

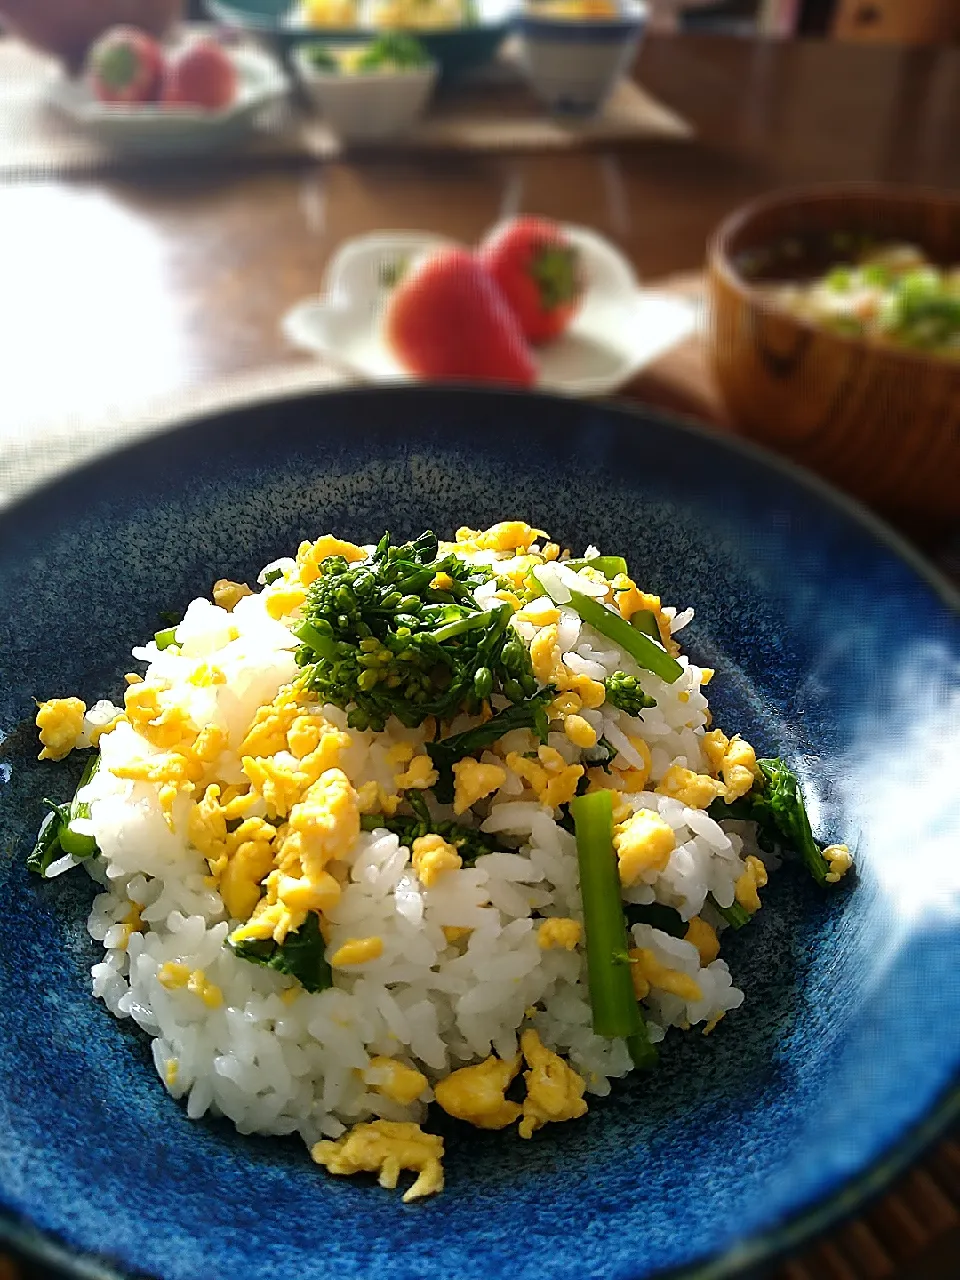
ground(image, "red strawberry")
xmin=480 ymin=217 xmax=584 ymax=345
xmin=88 ymin=27 xmax=164 ymax=105
xmin=384 ymin=248 xmax=537 ymax=387
xmin=161 ymin=39 xmax=237 ymax=111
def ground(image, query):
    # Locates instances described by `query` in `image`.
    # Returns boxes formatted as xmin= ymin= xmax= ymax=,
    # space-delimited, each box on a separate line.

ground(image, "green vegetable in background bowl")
xmin=302 ymin=32 xmax=431 ymax=73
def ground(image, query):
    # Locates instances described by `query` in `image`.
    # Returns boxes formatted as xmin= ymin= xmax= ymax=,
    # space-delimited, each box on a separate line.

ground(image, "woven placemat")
xmin=0 ymin=34 xmax=692 ymax=178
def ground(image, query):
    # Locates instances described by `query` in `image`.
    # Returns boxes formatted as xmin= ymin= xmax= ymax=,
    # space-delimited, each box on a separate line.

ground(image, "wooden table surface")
xmin=2 ymin=28 xmax=959 ymax=1280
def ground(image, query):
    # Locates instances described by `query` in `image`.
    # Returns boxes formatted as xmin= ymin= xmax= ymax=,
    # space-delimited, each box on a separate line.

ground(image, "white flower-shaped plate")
xmin=282 ymin=224 xmax=698 ymax=396
xmin=48 ymin=46 xmax=289 ymax=156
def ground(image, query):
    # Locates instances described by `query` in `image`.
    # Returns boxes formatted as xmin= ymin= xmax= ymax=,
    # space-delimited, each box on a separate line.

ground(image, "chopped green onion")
xmin=545 ymin=585 xmax=682 ymax=685
xmin=570 ymin=790 xmax=655 ymax=1069
xmin=154 ymin=626 xmax=178 ymax=650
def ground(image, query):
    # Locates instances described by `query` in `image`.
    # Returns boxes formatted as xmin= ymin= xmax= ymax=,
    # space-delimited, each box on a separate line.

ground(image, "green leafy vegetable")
xmin=230 ymin=911 xmax=332 ymax=994
xmin=296 ymin=531 xmax=539 ymax=731
xmin=708 ymin=757 xmax=836 ymax=887
xmin=603 ymin=673 xmax=656 ymax=716
xmin=570 ymin=790 xmax=656 ymax=1070
xmin=304 ymin=43 xmax=339 ymax=71
xmin=26 ymin=800 xmax=68 ymax=877
xmin=262 ymin=567 xmax=285 ymax=586
xmin=360 ymin=811 xmax=500 ymax=865
xmin=57 ymin=753 xmax=101 ymax=859
xmin=427 ymin=691 xmax=553 ymax=804
xmin=541 ymin=583 xmax=683 ymax=686
xmin=355 ymin=33 xmax=431 ymax=71
xmin=623 ymin=901 xmax=687 ymax=939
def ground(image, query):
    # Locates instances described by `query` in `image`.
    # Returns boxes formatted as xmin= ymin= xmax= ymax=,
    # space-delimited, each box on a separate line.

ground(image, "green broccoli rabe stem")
xmin=630 ymin=610 xmax=660 ymax=641
xmin=542 ymin=584 xmax=683 ymax=686
xmin=566 ymin=556 xmax=628 ymax=579
xmin=707 ymin=895 xmax=751 ymax=930
xmin=154 ymin=626 xmax=178 ymax=650
xmin=570 ymin=790 xmax=655 ymax=1067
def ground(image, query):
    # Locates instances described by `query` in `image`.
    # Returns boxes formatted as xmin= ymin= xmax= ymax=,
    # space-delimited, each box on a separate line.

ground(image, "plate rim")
xmin=1 ymin=381 xmax=959 ymax=1280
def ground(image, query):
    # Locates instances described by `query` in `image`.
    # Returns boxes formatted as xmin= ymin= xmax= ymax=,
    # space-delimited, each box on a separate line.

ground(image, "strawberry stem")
xmin=531 ymin=243 xmax=580 ymax=311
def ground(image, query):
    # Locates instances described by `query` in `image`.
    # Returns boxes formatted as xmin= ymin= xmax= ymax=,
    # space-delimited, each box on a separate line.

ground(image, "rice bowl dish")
xmin=31 ymin=520 xmax=852 ymax=1203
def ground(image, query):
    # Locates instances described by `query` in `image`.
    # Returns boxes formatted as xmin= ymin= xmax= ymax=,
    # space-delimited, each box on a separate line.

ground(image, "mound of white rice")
xmin=41 ymin=528 xmax=771 ymax=1177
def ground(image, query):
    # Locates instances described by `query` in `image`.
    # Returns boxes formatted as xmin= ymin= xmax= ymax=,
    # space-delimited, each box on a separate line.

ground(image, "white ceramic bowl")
xmin=47 ymin=46 xmax=288 ymax=156
xmin=517 ymin=0 xmax=648 ymax=117
xmin=292 ymin=45 xmax=438 ymax=144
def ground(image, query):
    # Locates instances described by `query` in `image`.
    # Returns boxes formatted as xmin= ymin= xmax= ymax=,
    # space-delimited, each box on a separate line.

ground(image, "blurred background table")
xmin=1 ymin=26 xmax=959 ymax=1280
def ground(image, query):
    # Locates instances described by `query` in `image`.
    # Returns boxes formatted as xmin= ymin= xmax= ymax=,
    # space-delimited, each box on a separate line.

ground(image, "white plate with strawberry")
xmin=282 ymin=218 xmax=697 ymax=395
xmin=49 ymin=27 xmax=288 ymax=155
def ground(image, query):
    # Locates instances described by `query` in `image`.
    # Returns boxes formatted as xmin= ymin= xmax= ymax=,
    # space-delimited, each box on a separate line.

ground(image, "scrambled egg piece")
xmin=564 ymin=714 xmax=597 ymax=749
xmin=537 ymin=917 xmax=582 ymax=951
xmin=822 ymin=844 xmax=854 ymax=884
xmin=364 ymin=1056 xmax=428 ymax=1105
xmin=628 ymin=949 xmax=703 ymax=1003
xmin=411 ymin=834 xmax=462 ymax=887
xmin=212 ymin=579 xmax=253 ymax=611
xmin=452 ymin=758 xmax=506 ymax=815
xmin=518 ymin=1029 xmax=588 ymax=1139
xmin=264 ymin=584 xmax=308 ymax=620
xmin=157 ymin=963 xmax=223 ymax=1008
xmin=701 ymin=729 xmax=759 ymax=802
xmin=434 ymin=1053 xmax=522 ymax=1130
xmin=685 ymin=916 xmax=720 ymax=966
xmin=529 ymin=624 xmax=565 ymax=686
xmin=517 ymin=602 xmax=560 ymax=627
xmin=124 ymin=683 xmax=197 ymax=753
xmin=312 ymin=1121 xmax=443 ymax=1203
xmin=395 ymin=754 xmax=439 ymax=791
xmin=734 ymin=855 xmax=768 ymax=914
xmin=331 ymin=936 xmax=383 ymax=966
xmin=549 ymin=690 xmax=581 ymax=718
xmin=614 ymin=809 xmax=676 ymax=885
xmin=36 ymin=697 xmax=86 ymax=760
xmin=442 ymin=925 xmax=472 ymax=944
xmin=240 ymin=684 xmax=302 ymax=757
xmin=655 ymin=764 xmax=723 ymax=810
xmin=506 ymin=748 xmax=582 ymax=810
xmin=218 ymin=817 xmax=277 ymax=920
xmin=303 ymin=0 xmax=359 ymax=27
xmin=456 ymin=522 xmax=545 ymax=553
xmin=242 ymin=755 xmax=302 ymax=818
xmin=296 ymin=535 xmax=366 ymax=586
xmin=229 ymin=767 xmax=359 ymax=944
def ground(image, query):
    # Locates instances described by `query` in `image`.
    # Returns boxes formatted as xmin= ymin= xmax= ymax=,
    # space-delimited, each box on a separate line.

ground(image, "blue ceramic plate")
xmin=2 ymin=386 xmax=959 ymax=1280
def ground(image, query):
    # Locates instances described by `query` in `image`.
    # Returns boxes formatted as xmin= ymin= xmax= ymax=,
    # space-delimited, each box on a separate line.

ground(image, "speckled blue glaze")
xmin=2 ymin=386 xmax=959 ymax=1280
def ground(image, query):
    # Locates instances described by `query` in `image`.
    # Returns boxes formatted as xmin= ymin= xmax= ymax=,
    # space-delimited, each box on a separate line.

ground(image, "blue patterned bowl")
xmin=516 ymin=0 xmax=647 ymax=116
xmin=2 ymin=385 xmax=959 ymax=1280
